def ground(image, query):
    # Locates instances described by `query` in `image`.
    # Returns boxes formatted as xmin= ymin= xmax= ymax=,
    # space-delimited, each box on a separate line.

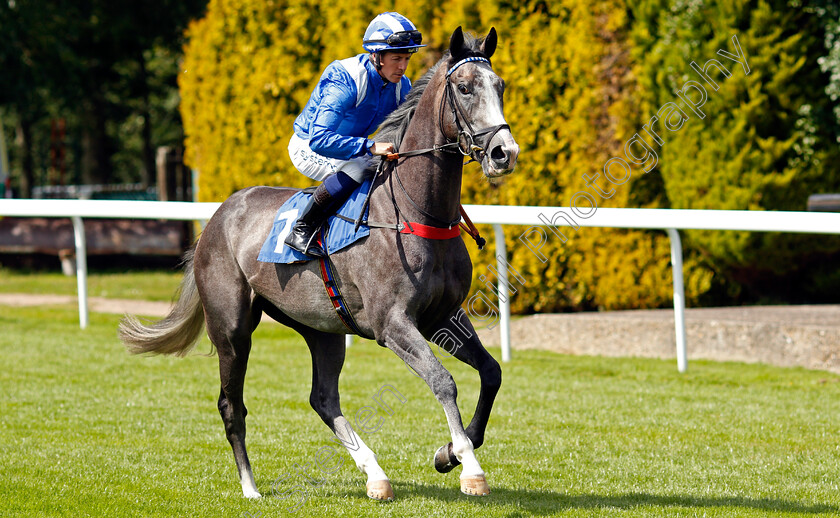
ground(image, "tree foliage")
xmin=0 ymin=0 xmax=207 ymax=193
xmin=629 ymin=0 xmax=840 ymax=302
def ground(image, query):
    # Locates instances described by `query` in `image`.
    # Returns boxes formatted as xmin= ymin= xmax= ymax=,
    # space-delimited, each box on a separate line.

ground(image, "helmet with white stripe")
xmin=362 ymin=12 xmax=426 ymax=54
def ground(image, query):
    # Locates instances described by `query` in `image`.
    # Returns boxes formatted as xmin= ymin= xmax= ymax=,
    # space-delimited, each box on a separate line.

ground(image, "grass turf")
xmin=2 ymin=304 xmax=840 ymax=517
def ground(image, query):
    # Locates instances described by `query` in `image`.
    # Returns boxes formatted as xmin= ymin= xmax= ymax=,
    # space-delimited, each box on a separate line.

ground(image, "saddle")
xmin=257 ymin=178 xmax=373 ymax=264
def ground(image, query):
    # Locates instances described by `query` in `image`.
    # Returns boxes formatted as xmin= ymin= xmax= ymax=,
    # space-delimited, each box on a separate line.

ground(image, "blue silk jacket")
xmin=293 ymin=53 xmax=411 ymax=160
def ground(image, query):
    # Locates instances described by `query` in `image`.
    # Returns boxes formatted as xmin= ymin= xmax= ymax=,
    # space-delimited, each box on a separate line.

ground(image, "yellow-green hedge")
xmin=179 ymin=0 xmax=712 ymax=313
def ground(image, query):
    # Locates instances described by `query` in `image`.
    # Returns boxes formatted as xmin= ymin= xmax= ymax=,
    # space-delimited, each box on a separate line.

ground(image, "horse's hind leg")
xmin=197 ymin=262 xmax=262 ymax=498
xmin=274 ymin=318 xmax=393 ymax=501
xmin=215 ymin=327 xmax=260 ymax=498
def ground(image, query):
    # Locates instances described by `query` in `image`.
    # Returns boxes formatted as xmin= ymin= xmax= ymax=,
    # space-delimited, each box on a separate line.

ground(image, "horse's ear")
xmin=449 ymin=26 xmax=466 ymax=59
xmin=481 ymin=27 xmax=497 ymax=59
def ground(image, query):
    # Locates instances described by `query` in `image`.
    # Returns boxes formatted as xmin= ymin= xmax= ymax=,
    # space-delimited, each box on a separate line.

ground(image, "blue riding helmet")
xmin=362 ymin=12 xmax=426 ymax=54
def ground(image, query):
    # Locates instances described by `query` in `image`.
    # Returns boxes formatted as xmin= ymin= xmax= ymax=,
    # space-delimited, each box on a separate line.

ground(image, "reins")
xmin=342 ymin=160 xmax=485 ymax=248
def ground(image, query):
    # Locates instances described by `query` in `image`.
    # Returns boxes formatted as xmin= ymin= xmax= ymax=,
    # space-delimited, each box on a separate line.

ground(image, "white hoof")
xmin=366 ymin=479 xmax=395 ymax=501
xmin=460 ymin=474 xmax=490 ymax=496
xmin=242 ymin=488 xmax=262 ymax=499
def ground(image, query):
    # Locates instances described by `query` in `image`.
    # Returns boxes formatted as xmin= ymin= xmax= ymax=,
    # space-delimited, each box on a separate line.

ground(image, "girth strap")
xmin=316 ymin=229 xmax=370 ymax=338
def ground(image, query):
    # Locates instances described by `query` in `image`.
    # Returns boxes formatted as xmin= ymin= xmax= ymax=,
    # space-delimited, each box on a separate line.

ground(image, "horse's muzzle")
xmin=483 ymin=129 xmax=519 ymax=178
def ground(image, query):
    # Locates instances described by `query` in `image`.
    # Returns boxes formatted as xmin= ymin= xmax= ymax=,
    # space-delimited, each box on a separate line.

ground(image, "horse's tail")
xmin=119 ymin=247 xmax=208 ymax=357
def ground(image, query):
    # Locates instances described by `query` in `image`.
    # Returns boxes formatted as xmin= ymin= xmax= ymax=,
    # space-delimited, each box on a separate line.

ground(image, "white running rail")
xmin=3 ymin=198 xmax=840 ymax=372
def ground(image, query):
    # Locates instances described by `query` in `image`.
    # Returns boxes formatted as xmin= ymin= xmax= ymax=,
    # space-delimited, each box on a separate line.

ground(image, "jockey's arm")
xmin=308 ymin=76 xmax=397 ymax=159
xmin=308 ymin=81 xmax=372 ymax=160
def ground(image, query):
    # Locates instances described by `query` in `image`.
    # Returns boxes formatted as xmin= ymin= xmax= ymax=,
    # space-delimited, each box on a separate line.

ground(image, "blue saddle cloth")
xmin=257 ymin=179 xmax=372 ymax=264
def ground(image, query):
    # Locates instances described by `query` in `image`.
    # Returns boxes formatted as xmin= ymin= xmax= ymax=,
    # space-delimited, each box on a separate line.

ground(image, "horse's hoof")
xmin=366 ymin=479 xmax=395 ymax=501
xmin=460 ymin=474 xmax=490 ymax=496
xmin=242 ymin=488 xmax=262 ymax=499
xmin=434 ymin=443 xmax=460 ymax=473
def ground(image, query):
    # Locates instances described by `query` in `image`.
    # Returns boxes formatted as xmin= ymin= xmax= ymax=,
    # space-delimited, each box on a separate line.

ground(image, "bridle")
xmin=360 ymin=55 xmax=510 ymax=247
xmin=385 ymin=55 xmax=509 ymax=164
xmin=441 ymin=56 xmax=510 ymax=164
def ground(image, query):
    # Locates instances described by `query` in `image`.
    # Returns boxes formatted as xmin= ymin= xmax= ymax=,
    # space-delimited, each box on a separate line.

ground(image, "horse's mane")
xmin=374 ymin=33 xmax=485 ymax=150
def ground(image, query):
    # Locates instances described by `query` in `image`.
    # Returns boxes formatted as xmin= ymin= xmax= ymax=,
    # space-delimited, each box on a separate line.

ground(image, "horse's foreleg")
xmin=429 ymin=311 xmax=501 ymax=477
xmin=382 ymin=317 xmax=489 ymax=496
xmin=300 ymin=328 xmax=393 ymax=501
xmin=331 ymin=416 xmax=393 ymax=500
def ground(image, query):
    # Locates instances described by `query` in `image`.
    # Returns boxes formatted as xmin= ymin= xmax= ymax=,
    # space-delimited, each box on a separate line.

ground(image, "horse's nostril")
xmin=490 ymin=145 xmax=507 ymax=162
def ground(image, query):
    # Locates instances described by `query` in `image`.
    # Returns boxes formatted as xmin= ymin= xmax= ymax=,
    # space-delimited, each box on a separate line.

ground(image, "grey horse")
xmin=120 ymin=26 xmax=519 ymax=501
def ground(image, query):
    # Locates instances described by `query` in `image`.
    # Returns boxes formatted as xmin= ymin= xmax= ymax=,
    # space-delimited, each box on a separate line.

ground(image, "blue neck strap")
xmin=446 ymin=56 xmax=491 ymax=78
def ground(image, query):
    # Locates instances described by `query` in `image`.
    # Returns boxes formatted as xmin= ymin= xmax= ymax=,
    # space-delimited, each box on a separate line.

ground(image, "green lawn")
xmin=0 ymin=267 xmax=183 ymax=301
xmin=2 ymin=303 xmax=840 ymax=517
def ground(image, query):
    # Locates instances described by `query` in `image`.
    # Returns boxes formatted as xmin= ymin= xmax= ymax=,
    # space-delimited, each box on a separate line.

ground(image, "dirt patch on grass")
xmin=0 ymin=293 xmax=170 ymax=317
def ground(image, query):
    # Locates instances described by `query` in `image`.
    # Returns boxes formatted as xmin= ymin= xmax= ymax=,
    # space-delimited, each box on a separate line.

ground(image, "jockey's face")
xmin=376 ymin=52 xmax=412 ymax=83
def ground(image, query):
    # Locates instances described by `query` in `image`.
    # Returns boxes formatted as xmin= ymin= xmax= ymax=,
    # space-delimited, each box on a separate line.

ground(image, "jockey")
xmin=285 ymin=12 xmax=426 ymax=256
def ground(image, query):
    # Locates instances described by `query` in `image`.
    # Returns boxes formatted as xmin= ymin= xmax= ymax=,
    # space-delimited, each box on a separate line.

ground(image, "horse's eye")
xmin=457 ymin=84 xmax=470 ymax=95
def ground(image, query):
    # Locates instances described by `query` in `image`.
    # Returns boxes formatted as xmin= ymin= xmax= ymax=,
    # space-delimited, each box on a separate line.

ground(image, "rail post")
xmin=493 ymin=224 xmax=512 ymax=362
xmin=71 ymin=216 xmax=89 ymax=329
xmin=666 ymin=228 xmax=687 ymax=372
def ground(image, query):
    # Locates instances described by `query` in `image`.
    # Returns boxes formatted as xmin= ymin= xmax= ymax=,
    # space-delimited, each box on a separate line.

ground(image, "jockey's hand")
xmin=370 ymin=142 xmax=396 ymax=156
